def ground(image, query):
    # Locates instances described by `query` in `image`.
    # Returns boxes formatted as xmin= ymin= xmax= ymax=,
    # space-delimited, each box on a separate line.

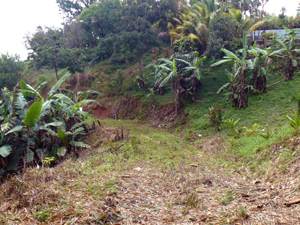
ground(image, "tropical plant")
xmin=224 ymin=118 xmax=240 ymax=136
xmin=272 ymin=26 xmax=300 ymax=80
xmin=208 ymin=105 xmax=226 ymax=131
xmin=171 ymin=0 xmax=221 ymax=53
xmin=211 ymin=33 xmax=252 ymax=109
xmin=0 ymin=72 xmax=101 ymax=178
xmin=243 ymin=123 xmax=260 ymax=136
xmin=148 ymin=52 xmax=206 ymax=115
xmin=285 ymin=112 xmax=300 ymax=130
xmin=247 ymin=44 xmax=278 ymax=93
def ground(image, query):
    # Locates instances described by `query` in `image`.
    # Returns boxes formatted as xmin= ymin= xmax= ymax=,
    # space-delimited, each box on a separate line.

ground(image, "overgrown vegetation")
xmin=0 ymin=72 xmax=101 ymax=177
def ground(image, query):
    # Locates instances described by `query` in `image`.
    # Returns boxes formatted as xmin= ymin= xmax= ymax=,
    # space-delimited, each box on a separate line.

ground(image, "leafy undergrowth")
xmin=1 ymin=120 xmax=300 ymax=224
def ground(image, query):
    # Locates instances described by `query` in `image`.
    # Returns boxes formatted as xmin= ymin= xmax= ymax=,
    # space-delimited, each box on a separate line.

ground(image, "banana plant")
xmin=247 ymin=44 xmax=278 ymax=93
xmin=272 ymin=26 xmax=300 ymax=80
xmin=0 ymin=72 xmax=100 ymax=177
xmin=176 ymin=53 xmax=207 ymax=101
xmin=211 ymin=33 xmax=252 ymax=109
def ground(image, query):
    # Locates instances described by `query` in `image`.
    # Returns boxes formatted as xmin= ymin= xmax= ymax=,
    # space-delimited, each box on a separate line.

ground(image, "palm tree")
xmin=171 ymin=0 xmax=219 ymax=52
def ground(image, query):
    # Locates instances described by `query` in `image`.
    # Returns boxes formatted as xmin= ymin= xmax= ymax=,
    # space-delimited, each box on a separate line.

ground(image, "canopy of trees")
xmin=0 ymin=54 xmax=23 ymax=90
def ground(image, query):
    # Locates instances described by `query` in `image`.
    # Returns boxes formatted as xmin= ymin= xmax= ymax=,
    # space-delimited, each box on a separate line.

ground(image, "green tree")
xmin=0 ymin=53 xmax=23 ymax=90
xmin=77 ymin=0 xmax=122 ymax=48
xmin=115 ymin=0 xmax=160 ymax=86
xmin=56 ymin=0 xmax=97 ymax=19
xmin=26 ymin=27 xmax=86 ymax=81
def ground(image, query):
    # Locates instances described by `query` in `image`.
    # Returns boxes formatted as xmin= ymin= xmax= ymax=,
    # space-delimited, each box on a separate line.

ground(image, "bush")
xmin=37 ymin=74 xmax=48 ymax=83
xmin=109 ymin=53 xmax=125 ymax=65
xmin=208 ymin=106 xmax=226 ymax=131
xmin=224 ymin=38 xmax=243 ymax=53
xmin=173 ymin=37 xmax=197 ymax=53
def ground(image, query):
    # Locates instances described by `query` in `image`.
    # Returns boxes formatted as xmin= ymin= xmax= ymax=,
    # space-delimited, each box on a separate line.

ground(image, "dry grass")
xmin=1 ymin=121 xmax=300 ymax=224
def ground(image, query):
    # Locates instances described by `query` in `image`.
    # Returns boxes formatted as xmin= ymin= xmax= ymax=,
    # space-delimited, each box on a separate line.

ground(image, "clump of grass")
xmin=219 ymin=190 xmax=235 ymax=205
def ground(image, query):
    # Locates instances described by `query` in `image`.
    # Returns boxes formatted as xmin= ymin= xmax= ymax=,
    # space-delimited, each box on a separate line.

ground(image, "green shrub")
xmin=208 ymin=106 xmax=226 ymax=131
xmin=109 ymin=53 xmax=125 ymax=65
xmin=173 ymin=37 xmax=197 ymax=53
xmin=37 ymin=74 xmax=48 ymax=83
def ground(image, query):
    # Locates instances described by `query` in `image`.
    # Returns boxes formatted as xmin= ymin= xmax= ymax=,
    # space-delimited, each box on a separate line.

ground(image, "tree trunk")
xmin=192 ymin=77 xmax=198 ymax=101
xmin=152 ymin=95 xmax=156 ymax=111
xmin=286 ymin=58 xmax=294 ymax=80
xmin=159 ymin=87 xmax=165 ymax=95
xmin=138 ymin=49 xmax=144 ymax=87
xmin=238 ymin=71 xmax=247 ymax=109
xmin=55 ymin=66 xmax=62 ymax=93
xmin=55 ymin=66 xmax=59 ymax=81
xmin=174 ymin=76 xmax=181 ymax=116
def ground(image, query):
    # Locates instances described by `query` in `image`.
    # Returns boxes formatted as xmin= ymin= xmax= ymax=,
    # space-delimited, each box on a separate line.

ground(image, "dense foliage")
xmin=0 ymin=73 xmax=101 ymax=177
xmin=0 ymin=54 xmax=23 ymax=91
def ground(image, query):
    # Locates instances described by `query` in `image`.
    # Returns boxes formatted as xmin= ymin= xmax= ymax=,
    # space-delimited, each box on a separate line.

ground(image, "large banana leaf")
xmin=194 ymin=56 xmax=207 ymax=67
xmin=40 ymin=100 xmax=53 ymax=118
xmin=20 ymin=81 xmax=44 ymax=102
xmin=210 ymin=59 xmax=233 ymax=67
xmin=36 ymin=81 xmax=48 ymax=91
xmin=1 ymin=89 xmax=12 ymax=112
xmin=47 ymin=72 xmax=71 ymax=99
xmin=5 ymin=125 xmax=24 ymax=135
xmin=71 ymin=120 xmax=91 ymax=130
xmin=72 ymin=100 xmax=86 ymax=112
xmin=0 ymin=145 xmax=12 ymax=157
xmin=57 ymin=129 xmax=68 ymax=144
xmin=274 ymin=39 xmax=287 ymax=50
xmin=24 ymin=101 xmax=43 ymax=127
xmin=24 ymin=149 xmax=34 ymax=163
xmin=71 ymin=127 xmax=86 ymax=138
xmin=13 ymin=92 xmax=27 ymax=120
xmin=53 ymin=93 xmax=75 ymax=105
xmin=45 ymin=122 xmax=64 ymax=128
xmin=58 ymin=102 xmax=73 ymax=117
xmin=40 ymin=126 xmax=58 ymax=136
xmin=269 ymin=49 xmax=285 ymax=56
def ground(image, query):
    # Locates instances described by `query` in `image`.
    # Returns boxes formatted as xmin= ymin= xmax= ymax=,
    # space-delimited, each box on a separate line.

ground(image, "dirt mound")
xmin=87 ymin=126 xmax=129 ymax=148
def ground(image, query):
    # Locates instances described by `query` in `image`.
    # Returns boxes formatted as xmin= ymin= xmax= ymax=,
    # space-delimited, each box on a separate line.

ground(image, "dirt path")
xmin=112 ymin=160 xmax=300 ymax=224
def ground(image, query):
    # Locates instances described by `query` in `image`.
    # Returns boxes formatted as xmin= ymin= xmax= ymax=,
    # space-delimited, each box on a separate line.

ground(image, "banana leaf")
xmin=70 ymin=141 xmax=91 ymax=148
xmin=47 ymin=72 xmax=71 ymax=99
xmin=0 ymin=145 xmax=12 ymax=157
xmin=24 ymin=101 xmax=43 ymax=127
xmin=20 ymin=81 xmax=44 ymax=102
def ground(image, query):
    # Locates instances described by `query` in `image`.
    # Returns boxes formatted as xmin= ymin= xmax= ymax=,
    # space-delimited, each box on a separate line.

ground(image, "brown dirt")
xmin=92 ymin=106 xmax=112 ymax=119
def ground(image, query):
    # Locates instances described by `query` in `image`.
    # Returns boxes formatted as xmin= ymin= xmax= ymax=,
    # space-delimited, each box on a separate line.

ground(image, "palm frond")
xmin=247 ymin=21 xmax=264 ymax=34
